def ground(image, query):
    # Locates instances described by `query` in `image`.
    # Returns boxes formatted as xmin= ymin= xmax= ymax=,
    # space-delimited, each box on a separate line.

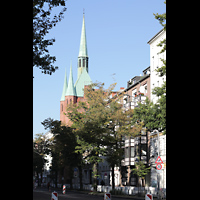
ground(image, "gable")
xmin=75 ymin=67 xmax=92 ymax=97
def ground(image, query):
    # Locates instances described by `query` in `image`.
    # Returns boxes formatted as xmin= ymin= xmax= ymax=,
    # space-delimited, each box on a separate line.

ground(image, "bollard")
xmin=104 ymin=192 xmax=111 ymax=200
xmin=145 ymin=193 xmax=153 ymax=200
xmin=63 ymin=185 xmax=66 ymax=194
xmin=52 ymin=191 xmax=58 ymax=200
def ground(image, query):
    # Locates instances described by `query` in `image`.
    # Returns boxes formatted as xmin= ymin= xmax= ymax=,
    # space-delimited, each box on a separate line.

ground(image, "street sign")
xmin=156 ymin=164 xmax=162 ymax=170
xmin=104 ymin=172 xmax=108 ymax=179
xmin=52 ymin=191 xmax=58 ymax=200
xmin=104 ymin=193 xmax=111 ymax=200
xmin=155 ymin=156 xmax=163 ymax=164
xmin=155 ymin=156 xmax=163 ymax=170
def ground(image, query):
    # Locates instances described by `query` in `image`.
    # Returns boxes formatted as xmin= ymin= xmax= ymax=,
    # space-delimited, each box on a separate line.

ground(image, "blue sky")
xmin=33 ymin=0 xmax=166 ymax=138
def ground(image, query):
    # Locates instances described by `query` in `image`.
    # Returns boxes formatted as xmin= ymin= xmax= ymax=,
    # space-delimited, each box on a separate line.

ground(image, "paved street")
xmin=33 ymin=189 xmax=142 ymax=200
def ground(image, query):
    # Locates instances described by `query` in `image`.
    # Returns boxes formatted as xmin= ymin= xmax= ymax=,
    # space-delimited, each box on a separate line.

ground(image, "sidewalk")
xmin=34 ymin=186 xmax=166 ymax=200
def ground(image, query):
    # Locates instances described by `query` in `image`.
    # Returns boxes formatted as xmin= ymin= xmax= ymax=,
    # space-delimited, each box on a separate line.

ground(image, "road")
xmin=33 ymin=189 xmax=138 ymax=200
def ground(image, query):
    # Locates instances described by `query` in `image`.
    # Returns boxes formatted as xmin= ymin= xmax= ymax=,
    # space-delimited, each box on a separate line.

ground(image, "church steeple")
xmin=65 ymin=61 xmax=77 ymax=96
xmin=60 ymin=68 xmax=67 ymax=101
xmin=78 ymin=13 xmax=89 ymax=79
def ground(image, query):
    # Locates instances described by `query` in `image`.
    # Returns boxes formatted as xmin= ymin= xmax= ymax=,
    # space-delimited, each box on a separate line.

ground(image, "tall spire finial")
xmin=83 ymin=8 xmax=85 ymax=15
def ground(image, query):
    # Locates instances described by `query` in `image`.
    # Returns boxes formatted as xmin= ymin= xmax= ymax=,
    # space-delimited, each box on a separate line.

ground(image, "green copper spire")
xmin=60 ymin=68 xmax=68 ymax=101
xmin=78 ymin=13 xmax=88 ymax=57
xmin=65 ymin=62 xmax=77 ymax=96
xmin=78 ymin=13 xmax=89 ymax=79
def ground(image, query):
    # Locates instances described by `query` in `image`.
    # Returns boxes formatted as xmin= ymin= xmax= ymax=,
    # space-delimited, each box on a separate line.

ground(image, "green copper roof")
xmin=60 ymin=69 xmax=67 ymax=101
xmin=78 ymin=14 xmax=88 ymax=57
xmin=75 ymin=67 xmax=92 ymax=97
xmin=65 ymin=62 xmax=77 ymax=96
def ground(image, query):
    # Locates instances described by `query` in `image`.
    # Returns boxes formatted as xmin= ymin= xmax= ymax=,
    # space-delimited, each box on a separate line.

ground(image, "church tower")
xmin=60 ymin=13 xmax=92 ymax=125
xmin=77 ymin=13 xmax=88 ymax=79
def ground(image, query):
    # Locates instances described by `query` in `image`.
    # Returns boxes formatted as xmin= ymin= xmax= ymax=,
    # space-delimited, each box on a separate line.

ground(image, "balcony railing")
xmin=123 ymin=94 xmax=146 ymax=110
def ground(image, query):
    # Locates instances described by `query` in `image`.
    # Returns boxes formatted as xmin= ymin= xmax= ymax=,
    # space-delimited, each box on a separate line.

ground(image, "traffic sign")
xmin=155 ymin=156 xmax=163 ymax=164
xmin=104 ymin=172 xmax=108 ymax=179
xmin=156 ymin=164 xmax=162 ymax=170
xmin=145 ymin=193 xmax=153 ymax=200
xmin=104 ymin=193 xmax=111 ymax=200
xmin=52 ymin=191 xmax=58 ymax=200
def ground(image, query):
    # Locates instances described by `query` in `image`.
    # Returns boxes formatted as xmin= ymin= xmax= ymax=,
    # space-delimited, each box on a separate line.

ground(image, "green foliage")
xmin=33 ymin=0 xmax=67 ymax=75
xmin=153 ymin=0 xmax=166 ymax=31
xmin=131 ymin=158 xmax=151 ymax=179
xmin=41 ymin=117 xmax=83 ymax=185
xmin=66 ymin=82 xmax=136 ymax=190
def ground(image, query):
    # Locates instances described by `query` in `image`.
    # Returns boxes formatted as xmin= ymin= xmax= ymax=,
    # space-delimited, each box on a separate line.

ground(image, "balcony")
xmin=123 ymin=94 xmax=147 ymax=111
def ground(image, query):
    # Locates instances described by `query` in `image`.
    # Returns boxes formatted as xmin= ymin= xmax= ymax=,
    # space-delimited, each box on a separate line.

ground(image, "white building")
xmin=148 ymin=29 xmax=166 ymax=192
xmin=43 ymin=131 xmax=53 ymax=185
xmin=150 ymin=132 xmax=166 ymax=189
xmin=98 ymin=156 xmax=121 ymax=186
xmin=147 ymin=29 xmax=166 ymax=104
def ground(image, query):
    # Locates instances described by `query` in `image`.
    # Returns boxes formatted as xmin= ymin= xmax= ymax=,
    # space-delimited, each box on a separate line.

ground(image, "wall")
xmin=149 ymin=30 xmax=166 ymax=104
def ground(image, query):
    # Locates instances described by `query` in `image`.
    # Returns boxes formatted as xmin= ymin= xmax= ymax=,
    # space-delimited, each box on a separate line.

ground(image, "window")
xmin=79 ymin=59 xmax=81 ymax=67
xmin=61 ymin=104 xmax=63 ymax=111
xmin=145 ymin=85 xmax=147 ymax=94
xmin=141 ymin=144 xmax=147 ymax=155
xmin=131 ymin=147 xmax=134 ymax=157
xmin=125 ymin=147 xmax=129 ymax=158
xmin=132 ymin=89 xmax=137 ymax=97
xmin=135 ymin=145 xmax=139 ymax=156
xmin=83 ymin=58 xmax=85 ymax=67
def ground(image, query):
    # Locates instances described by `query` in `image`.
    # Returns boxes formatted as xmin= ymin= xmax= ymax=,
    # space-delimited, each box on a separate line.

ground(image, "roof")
xmin=147 ymin=28 xmax=165 ymax=44
xmin=125 ymin=74 xmax=150 ymax=92
xmin=60 ymin=69 xmax=67 ymax=101
xmin=65 ymin=63 xmax=77 ymax=96
xmin=75 ymin=67 xmax=92 ymax=97
xmin=78 ymin=14 xmax=88 ymax=58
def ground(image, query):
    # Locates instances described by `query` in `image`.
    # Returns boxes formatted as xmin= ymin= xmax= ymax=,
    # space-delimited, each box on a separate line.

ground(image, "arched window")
xmin=61 ymin=104 xmax=63 ymax=111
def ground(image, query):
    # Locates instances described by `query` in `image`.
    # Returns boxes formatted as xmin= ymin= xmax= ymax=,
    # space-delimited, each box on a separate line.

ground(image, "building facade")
xmin=148 ymin=29 xmax=166 ymax=190
xmin=121 ymin=66 xmax=151 ymax=187
xmin=147 ymin=29 xmax=166 ymax=104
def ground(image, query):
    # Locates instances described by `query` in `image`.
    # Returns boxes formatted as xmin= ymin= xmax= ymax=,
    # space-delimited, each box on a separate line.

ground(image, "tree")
xmin=66 ymin=82 xmax=135 ymax=190
xmin=33 ymin=133 xmax=50 ymax=186
xmin=152 ymin=0 xmax=166 ymax=134
xmin=41 ymin=118 xmax=83 ymax=189
xmin=131 ymin=158 xmax=150 ymax=196
xmin=33 ymin=0 xmax=67 ymax=75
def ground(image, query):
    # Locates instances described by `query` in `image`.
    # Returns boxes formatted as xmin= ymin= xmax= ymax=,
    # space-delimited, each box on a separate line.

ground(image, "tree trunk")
xmin=55 ymin=170 xmax=58 ymax=188
xmin=111 ymin=164 xmax=115 ymax=190
xmin=138 ymin=177 xmax=142 ymax=197
xmin=92 ymin=163 xmax=97 ymax=192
